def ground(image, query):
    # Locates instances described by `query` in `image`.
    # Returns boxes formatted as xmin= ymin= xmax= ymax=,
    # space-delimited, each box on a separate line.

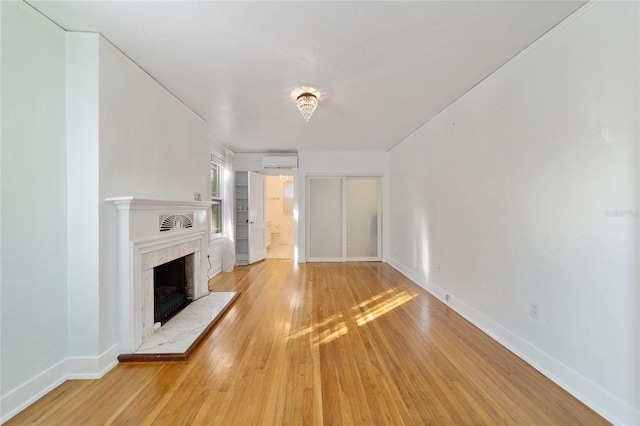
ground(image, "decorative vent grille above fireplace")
xmin=159 ymin=213 xmax=194 ymax=232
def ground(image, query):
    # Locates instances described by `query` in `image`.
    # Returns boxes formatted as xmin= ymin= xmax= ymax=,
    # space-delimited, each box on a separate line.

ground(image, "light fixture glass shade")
xmin=296 ymin=93 xmax=318 ymax=121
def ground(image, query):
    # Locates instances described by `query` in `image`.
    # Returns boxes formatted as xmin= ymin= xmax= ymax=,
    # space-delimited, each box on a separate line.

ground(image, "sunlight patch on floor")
xmin=354 ymin=290 xmax=417 ymax=327
xmin=315 ymin=322 xmax=348 ymax=345
xmin=287 ymin=287 xmax=419 ymax=346
xmin=287 ymin=312 xmax=348 ymax=345
xmin=354 ymin=288 xmax=397 ymax=309
xmin=288 ymin=313 xmax=345 ymax=340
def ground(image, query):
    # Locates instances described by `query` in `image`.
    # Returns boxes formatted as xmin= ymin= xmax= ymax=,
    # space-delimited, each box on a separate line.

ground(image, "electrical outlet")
xmin=445 ymin=294 xmax=451 ymax=302
xmin=394 ymin=248 xmax=398 ymax=255
xmin=530 ymin=302 xmax=538 ymax=319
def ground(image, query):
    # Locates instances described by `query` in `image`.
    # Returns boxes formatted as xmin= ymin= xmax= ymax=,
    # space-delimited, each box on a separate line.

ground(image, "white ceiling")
xmin=29 ymin=1 xmax=585 ymax=153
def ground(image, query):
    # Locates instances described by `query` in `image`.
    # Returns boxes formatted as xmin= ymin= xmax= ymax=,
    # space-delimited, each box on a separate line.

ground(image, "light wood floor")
xmin=7 ymin=261 xmax=607 ymax=425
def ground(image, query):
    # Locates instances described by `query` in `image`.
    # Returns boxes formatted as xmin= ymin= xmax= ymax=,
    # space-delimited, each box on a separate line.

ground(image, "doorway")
xmin=265 ymin=175 xmax=295 ymax=259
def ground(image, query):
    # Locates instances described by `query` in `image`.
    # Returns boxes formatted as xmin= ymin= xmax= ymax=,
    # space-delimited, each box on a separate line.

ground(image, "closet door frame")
xmin=306 ymin=174 xmax=382 ymax=263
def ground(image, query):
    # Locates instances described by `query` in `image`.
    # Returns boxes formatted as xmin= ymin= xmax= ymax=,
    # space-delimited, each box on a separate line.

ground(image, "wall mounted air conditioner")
xmin=262 ymin=156 xmax=298 ymax=170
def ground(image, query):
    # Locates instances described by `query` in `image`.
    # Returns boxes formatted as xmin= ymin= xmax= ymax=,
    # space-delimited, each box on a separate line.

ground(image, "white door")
xmin=248 ymin=171 xmax=266 ymax=264
xmin=346 ymin=177 xmax=381 ymax=260
xmin=307 ymin=177 xmax=344 ymax=261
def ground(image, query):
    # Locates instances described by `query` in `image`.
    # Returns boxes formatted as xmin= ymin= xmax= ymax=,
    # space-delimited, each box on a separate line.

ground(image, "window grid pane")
xmin=211 ymin=159 xmax=223 ymax=235
xmin=211 ymin=163 xmax=220 ymax=198
xmin=211 ymin=201 xmax=222 ymax=234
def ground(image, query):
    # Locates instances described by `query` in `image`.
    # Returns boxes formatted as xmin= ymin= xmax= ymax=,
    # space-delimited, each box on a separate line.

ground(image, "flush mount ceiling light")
xmin=296 ymin=93 xmax=318 ymax=122
xmin=291 ymin=86 xmax=322 ymax=122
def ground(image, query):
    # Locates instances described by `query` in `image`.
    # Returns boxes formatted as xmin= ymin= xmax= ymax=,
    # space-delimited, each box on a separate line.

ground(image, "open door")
xmin=248 ymin=171 xmax=266 ymax=263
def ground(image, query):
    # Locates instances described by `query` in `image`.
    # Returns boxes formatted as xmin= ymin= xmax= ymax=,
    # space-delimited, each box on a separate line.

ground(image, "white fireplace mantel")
xmin=107 ymin=197 xmax=213 ymax=354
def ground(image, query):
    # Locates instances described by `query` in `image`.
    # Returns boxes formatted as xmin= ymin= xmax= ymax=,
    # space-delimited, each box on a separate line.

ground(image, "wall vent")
xmin=262 ymin=156 xmax=298 ymax=170
xmin=159 ymin=213 xmax=194 ymax=232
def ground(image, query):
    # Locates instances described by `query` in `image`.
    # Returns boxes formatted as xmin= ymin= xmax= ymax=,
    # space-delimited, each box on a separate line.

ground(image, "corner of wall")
xmin=0 ymin=344 xmax=118 ymax=424
xmin=385 ymin=259 xmax=638 ymax=425
xmin=0 ymin=359 xmax=68 ymax=424
xmin=386 ymin=2 xmax=639 ymax=423
xmin=208 ymin=238 xmax=224 ymax=280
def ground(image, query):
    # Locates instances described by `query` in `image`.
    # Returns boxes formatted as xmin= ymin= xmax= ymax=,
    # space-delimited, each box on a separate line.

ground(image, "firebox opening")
xmin=153 ymin=256 xmax=192 ymax=324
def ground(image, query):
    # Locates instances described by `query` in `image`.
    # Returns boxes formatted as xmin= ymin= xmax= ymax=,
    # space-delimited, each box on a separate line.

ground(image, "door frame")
xmin=305 ymin=174 xmax=382 ymax=262
xmin=248 ymin=171 xmax=266 ymax=264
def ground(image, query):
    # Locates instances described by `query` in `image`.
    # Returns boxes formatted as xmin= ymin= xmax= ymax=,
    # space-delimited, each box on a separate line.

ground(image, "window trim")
xmin=210 ymin=153 xmax=224 ymax=240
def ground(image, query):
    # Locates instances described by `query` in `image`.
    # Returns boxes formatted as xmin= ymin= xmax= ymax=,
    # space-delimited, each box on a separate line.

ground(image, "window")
xmin=211 ymin=158 xmax=223 ymax=236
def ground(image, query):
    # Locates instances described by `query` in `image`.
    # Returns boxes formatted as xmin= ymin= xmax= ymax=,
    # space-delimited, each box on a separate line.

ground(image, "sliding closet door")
xmin=307 ymin=176 xmax=381 ymax=262
xmin=308 ymin=178 xmax=343 ymax=260
xmin=346 ymin=177 xmax=380 ymax=259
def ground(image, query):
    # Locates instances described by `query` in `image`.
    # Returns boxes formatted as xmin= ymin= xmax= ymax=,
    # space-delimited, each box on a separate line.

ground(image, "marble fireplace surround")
xmin=108 ymin=197 xmax=212 ymax=354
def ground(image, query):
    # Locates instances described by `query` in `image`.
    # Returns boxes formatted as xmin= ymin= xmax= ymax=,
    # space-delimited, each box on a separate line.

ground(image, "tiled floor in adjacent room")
xmin=267 ymin=244 xmax=293 ymax=259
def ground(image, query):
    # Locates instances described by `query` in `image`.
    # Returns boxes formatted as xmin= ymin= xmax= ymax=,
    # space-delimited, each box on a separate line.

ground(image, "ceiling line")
xmin=25 ymin=0 xmax=208 ymax=126
xmin=387 ymin=0 xmax=593 ymax=154
xmin=23 ymin=0 xmax=66 ymax=31
xmin=97 ymin=33 xmax=209 ymax=124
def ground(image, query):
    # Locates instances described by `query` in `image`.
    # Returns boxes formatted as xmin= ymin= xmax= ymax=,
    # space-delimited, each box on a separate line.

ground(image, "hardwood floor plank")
xmin=6 ymin=261 xmax=608 ymax=425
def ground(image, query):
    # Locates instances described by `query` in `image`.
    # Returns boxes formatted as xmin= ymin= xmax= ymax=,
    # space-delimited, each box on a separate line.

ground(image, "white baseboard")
xmin=0 ymin=344 xmax=119 ymax=424
xmin=66 ymin=343 xmax=120 ymax=379
xmin=208 ymin=266 xmax=222 ymax=280
xmin=0 ymin=358 xmax=68 ymax=424
xmin=386 ymin=258 xmax=639 ymax=426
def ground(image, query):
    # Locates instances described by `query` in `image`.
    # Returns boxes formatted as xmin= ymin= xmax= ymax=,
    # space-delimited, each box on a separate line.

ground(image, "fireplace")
xmin=153 ymin=254 xmax=193 ymax=323
xmin=108 ymin=197 xmax=211 ymax=354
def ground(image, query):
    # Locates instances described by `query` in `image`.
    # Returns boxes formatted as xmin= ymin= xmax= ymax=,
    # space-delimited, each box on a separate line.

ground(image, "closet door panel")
xmin=308 ymin=178 xmax=343 ymax=259
xmin=346 ymin=177 xmax=379 ymax=258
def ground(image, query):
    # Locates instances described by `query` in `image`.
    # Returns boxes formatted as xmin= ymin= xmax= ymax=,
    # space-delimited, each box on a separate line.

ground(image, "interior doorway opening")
xmin=266 ymin=175 xmax=295 ymax=259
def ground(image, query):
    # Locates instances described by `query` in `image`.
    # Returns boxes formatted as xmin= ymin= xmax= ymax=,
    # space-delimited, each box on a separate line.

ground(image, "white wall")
xmin=98 ymin=37 xmax=211 ymax=354
xmin=66 ymin=32 xmax=101 ymax=359
xmin=0 ymin=1 xmax=68 ymax=419
xmin=233 ymin=152 xmax=267 ymax=172
xmin=297 ymin=151 xmax=389 ymax=263
xmin=1 ymin=7 xmax=220 ymax=419
xmin=208 ymin=237 xmax=223 ymax=277
xmin=388 ymin=2 xmax=638 ymax=424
